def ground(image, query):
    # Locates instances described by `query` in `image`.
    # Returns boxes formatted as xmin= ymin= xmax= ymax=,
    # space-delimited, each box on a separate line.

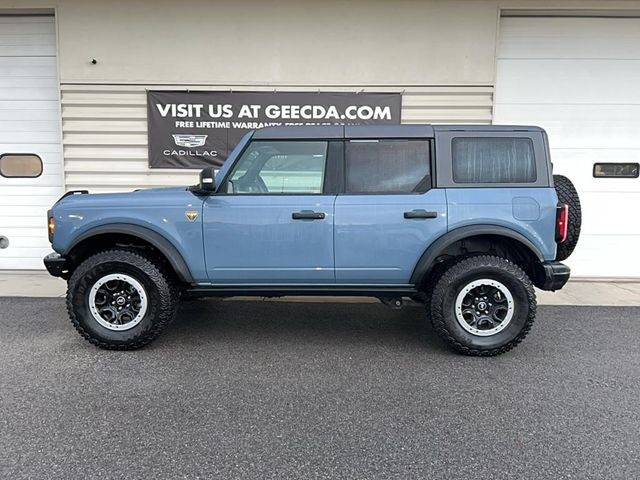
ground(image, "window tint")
xmin=452 ymin=137 xmax=536 ymax=184
xmin=229 ymin=141 xmax=327 ymax=194
xmin=345 ymin=140 xmax=430 ymax=194
xmin=0 ymin=154 xmax=43 ymax=178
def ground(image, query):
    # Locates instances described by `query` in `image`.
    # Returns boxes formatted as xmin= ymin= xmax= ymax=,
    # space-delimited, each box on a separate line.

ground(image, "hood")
xmin=54 ymin=187 xmax=191 ymax=209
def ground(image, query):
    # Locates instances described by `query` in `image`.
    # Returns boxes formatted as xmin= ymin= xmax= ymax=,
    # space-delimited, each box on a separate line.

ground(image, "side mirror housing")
xmin=198 ymin=167 xmax=216 ymax=192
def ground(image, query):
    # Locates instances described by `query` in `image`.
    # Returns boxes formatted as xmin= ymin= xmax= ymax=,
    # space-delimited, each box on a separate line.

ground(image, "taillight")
xmin=48 ymin=216 xmax=55 ymax=242
xmin=556 ymin=204 xmax=569 ymax=243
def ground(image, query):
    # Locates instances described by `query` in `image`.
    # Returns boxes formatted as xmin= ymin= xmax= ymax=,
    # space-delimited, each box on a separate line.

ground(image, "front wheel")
xmin=66 ymin=249 xmax=179 ymax=349
xmin=429 ymin=255 xmax=536 ymax=356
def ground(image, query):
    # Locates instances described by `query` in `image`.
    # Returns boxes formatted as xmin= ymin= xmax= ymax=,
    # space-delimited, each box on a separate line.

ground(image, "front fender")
xmin=64 ymin=223 xmax=194 ymax=283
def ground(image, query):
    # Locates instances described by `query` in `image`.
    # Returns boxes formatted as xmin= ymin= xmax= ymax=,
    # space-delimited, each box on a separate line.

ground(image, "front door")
xmin=203 ymin=140 xmax=337 ymax=284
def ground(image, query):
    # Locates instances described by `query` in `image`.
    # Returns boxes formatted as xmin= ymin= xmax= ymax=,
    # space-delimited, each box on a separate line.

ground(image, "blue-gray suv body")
xmin=44 ymin=124 xmax=580 ymax=355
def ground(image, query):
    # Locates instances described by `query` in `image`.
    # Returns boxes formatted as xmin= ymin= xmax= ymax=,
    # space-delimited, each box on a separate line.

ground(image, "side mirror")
xmin=198 ymin=167 xmax=216 ymax=192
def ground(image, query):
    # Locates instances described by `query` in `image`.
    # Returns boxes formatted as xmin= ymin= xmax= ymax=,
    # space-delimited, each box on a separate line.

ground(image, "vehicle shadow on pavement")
xmin=163 ymin=298 xmax=451 ymax=354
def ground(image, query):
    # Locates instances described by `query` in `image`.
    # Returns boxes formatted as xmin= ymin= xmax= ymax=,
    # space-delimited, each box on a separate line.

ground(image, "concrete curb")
xmin=1 ymin=270 xmax=640 ymax=306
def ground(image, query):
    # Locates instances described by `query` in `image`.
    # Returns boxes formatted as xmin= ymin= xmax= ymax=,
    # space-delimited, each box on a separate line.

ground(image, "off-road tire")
xmin=67 ymin=249 xmax=179 ymax=350
xmin=420 ymin=258 xmax=456 ymax=314
xmin=429 ymin=255 xmax=536 ymax=356
xmin=554 ymin=174 xmax=581 ymax=261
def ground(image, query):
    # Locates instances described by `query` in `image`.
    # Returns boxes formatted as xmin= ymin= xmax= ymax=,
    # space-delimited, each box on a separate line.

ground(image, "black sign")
xmin=147 ymin=90 xmax=401 ymax=168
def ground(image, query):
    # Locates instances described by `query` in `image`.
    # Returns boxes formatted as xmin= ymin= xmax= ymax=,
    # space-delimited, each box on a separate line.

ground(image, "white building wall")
xmin=61 ymin=84 xmax=493 ymax=192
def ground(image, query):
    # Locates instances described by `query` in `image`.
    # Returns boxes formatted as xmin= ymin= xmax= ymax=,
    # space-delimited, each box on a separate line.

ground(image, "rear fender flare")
xmin=409 ymin=225 xmax=545 ymax=285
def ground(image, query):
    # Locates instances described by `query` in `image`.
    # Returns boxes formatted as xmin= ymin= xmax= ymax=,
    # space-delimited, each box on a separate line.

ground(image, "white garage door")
xmin=0 ymin=15 xmax=63 ymax=270
xmin=495 ymin=16 xmax=640 ymax=278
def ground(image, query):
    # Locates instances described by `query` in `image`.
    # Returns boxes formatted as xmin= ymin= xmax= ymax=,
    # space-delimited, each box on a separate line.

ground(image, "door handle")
xmin=404 ymin=210 xmax=438 ymax=219
xmin=292 ymin=211 xmax=326 ymax=220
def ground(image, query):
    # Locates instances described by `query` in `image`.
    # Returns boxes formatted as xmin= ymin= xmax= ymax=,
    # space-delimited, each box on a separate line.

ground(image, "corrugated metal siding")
xmin=61 ymin=84 xmax=493 ymax=192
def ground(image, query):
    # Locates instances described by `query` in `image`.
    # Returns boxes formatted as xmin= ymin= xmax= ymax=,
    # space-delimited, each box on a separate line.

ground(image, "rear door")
xmin=334 ymin=138 xmax=447 ymax=284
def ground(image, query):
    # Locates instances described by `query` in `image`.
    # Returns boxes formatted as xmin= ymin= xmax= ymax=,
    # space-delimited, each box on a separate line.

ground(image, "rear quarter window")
xmin=452 ymin=137 xmax=536 ymax=184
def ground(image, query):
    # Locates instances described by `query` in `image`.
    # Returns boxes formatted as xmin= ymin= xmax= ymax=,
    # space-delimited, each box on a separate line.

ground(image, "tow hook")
xmin=379 ymin=297 xmax=404 ymax=310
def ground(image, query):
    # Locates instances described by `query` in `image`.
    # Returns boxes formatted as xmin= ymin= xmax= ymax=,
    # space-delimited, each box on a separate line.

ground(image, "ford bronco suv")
xmin=44 ymin=125 xmax=581 ymax=356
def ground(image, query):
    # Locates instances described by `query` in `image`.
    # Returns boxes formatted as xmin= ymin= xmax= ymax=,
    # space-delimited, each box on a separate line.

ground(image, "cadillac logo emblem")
xmin=172 ymin=134 xmax=208 ymax=148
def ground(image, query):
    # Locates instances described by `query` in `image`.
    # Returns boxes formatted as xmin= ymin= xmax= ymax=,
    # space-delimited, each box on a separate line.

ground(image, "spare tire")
xmin=553 ymin=174 xmax=582 ymax=261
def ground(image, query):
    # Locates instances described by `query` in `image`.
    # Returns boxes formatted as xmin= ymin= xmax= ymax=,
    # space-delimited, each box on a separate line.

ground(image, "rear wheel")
xmin=554 ymin=174 xmax=582 ymax=261
xmin=429 ymin=255 xmax=536 ymax=356
xmin=67 ymin=249 xmax=179 ymax=349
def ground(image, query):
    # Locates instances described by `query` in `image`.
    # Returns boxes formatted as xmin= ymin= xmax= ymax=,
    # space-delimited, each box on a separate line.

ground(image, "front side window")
xmin=228 ymin=141 xmax=327 ymax=194
xmin=452 ymin=137 xmax=536 ymax=184
xmin=345 ymin=139 xmax=431 ymax=194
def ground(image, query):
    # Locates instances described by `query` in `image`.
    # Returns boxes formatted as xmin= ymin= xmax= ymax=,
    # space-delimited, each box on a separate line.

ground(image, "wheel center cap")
xmin=477 ymin=301 xmax=487 ymax=310
xmin=116 ymin=296 xmax=126 ymax=306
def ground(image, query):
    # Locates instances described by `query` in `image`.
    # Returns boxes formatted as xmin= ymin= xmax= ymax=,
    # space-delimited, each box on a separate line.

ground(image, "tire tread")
xmin=429 ymin=255 xmax=536 ymax=356
xmin=554 ymin=174 xmax=582 ymax=261
xmin=66 ymin=249 xmax=179 ymax=350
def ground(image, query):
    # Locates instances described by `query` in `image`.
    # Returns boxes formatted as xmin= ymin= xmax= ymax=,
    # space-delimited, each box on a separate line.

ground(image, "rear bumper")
xmin=43 ymin=252 xmax=69 ymax=278
xmin=532 ymin=261 xmax=571 ymax=291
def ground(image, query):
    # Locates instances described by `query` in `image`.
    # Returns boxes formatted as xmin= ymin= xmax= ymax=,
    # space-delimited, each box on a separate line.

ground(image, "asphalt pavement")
xmin=1 ymin=297 xmax=639 ymax=479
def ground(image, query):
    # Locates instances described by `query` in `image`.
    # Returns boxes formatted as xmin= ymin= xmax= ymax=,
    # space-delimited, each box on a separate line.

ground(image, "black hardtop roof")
xmin=251 ymin=124 xmax=544 ymax=139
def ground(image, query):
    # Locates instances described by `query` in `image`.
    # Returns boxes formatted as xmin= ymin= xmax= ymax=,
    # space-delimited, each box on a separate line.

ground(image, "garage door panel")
xmin=0 ymin=87 xmax=59 ymax=101
xmin=0 ymin=45 xmax=56 ymax=57
xmin=0 ymin=131 xmax=61 ymax=144
xmin=0 ymin=143 xmax=61 ymax=154
xmin=579 ymin=193 xmax=640 ymax=235
xmin=496 ymin=59 xmax=640 ymax=104
xmin=0 ymin=216 xmax=52 ymax=228
xmin=0 ymin=120 xmax=60 ymax=132
xmin=0 ymin=246 xmax=51 ymax=259
xmin=494 ymin=104 xmax=640 ymax=123
xmin=0 ymin=57 xmax=57 ymax=77
xmin=1 ymin=205 xmax=58 ymax=217
xmin=496 ymin=16 xmax=640 ymax=277
xmin=0 ymin=235 xmax=48 ymax=248
xmin=539 ymin=123 xmax=640 ymax=150
xmin=494 ymin=115 xmax=640 ymax=151
xmin=550 ymin=149 xmax=640 ymax=194
xmin=0 ymin=32 xmax=55 ymax=45
xmin=0 ymin=257 xmax=46 ymax=270
xmin=566 ymin=235 xmax=640 ymax=278
xmin=0 ymin=76 xmax=57 ymax=89
xmin=0 ymin=19 xmax=55 ymax=36
xmin=2 ymin=186 xmax=64 ymax=197
xmin=500 ymin=17 xmax=640 ymax=38
xmin=1 ymin=174 xmax=63 ymax=188
xmin=0 ymin=195 xmax=61 ymax=207
xmin=499 ymin=37 xmax=640 ymax=60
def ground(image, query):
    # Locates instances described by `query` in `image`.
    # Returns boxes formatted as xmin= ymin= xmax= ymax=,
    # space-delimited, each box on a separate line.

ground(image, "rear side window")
xmin=345 ymin=139 xmax=430 ymax=194
xmin=452 ymin=137 xmax=536 ymax=184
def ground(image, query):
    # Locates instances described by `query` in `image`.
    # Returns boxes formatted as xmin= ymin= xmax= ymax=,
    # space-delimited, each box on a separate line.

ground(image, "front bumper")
xmin=43 ymin=252 xmax=69 ymax=278
xmin=532 ymin=261 xmax=571 ymax=291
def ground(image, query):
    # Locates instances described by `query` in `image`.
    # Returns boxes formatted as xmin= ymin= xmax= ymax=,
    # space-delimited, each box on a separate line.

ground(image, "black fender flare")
xmin=64 ymin=223 xmax=194 ymax=283
xmin=409 ymin=225 xmax=545 ymax=285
